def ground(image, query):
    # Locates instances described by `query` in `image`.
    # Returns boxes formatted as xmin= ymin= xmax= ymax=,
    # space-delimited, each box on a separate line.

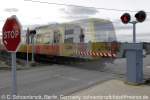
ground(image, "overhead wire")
xmin=24 ymin=0 xmax=150 ymax=14
xmin=23 ymin=0 xmax=150 ymax=24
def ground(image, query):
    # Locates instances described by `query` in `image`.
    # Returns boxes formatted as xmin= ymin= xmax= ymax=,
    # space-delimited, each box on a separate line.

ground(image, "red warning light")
xmin=120 ymin=13 xmax=131 ymax=24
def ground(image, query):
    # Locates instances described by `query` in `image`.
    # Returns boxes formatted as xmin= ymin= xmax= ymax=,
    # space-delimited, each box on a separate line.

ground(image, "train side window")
xmin=64 ymin=38 xmax=73 ymax=43
xmin=53 ymin=30 xmax=60 ymax=44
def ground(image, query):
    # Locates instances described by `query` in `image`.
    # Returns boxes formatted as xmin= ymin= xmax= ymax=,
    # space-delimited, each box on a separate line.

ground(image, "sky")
xmin=0 ymin=0 xmax=150 ymax=42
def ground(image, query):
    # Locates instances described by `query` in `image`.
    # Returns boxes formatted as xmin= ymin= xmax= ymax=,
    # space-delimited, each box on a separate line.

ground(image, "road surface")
xmin=0 ymin=54 xmax=150 ymax=97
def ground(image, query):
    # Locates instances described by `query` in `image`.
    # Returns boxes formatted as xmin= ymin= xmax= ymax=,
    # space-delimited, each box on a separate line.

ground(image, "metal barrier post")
xmin=123 ymin=43 xmax=144 ymax=84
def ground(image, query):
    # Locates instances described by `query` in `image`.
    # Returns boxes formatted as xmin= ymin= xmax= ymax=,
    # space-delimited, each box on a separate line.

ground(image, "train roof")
xmin=72 ymin=18 xmax=112 ymax=23
xmin=34 ymin=18 xmax=112 ymax=30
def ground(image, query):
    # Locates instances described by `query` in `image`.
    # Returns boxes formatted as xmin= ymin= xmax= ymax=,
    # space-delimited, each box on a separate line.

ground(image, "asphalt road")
xmin=0 ymin=54 xmax=150 ymax=97
xmin=0 ymin=65 xmax=115 ymax=96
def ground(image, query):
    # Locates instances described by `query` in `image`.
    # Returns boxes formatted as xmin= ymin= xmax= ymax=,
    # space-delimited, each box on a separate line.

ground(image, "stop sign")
xmin=2 ymin=15 xmax=21 ymax=52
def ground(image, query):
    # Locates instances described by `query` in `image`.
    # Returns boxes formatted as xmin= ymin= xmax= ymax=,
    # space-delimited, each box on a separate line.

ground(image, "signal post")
xmin=29 ymin=29 xmax=36 ymax=65
xmin=120 ymin=11 xmax=146 ymax=84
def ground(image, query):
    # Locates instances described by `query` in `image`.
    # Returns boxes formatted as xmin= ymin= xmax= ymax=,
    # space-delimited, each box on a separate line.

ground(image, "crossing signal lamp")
xmin=120 ymin=10 xmax=147 ymax=43
xmin=120 ymin=13 xmax=131 ymax=24
xmin=135 ymin=11 xmax=146 ymax=23
xmin=30 ymin=30 xmax=36 ymax=35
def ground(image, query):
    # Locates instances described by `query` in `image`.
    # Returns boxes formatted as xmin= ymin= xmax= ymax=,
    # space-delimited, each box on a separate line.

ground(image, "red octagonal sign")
xmin=2 ymin=15 xmax=21 ymax=52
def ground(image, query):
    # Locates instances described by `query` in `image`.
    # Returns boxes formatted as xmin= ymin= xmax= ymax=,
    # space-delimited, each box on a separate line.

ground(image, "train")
xmin=0 ymin=18 xmax=120 ymax=62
